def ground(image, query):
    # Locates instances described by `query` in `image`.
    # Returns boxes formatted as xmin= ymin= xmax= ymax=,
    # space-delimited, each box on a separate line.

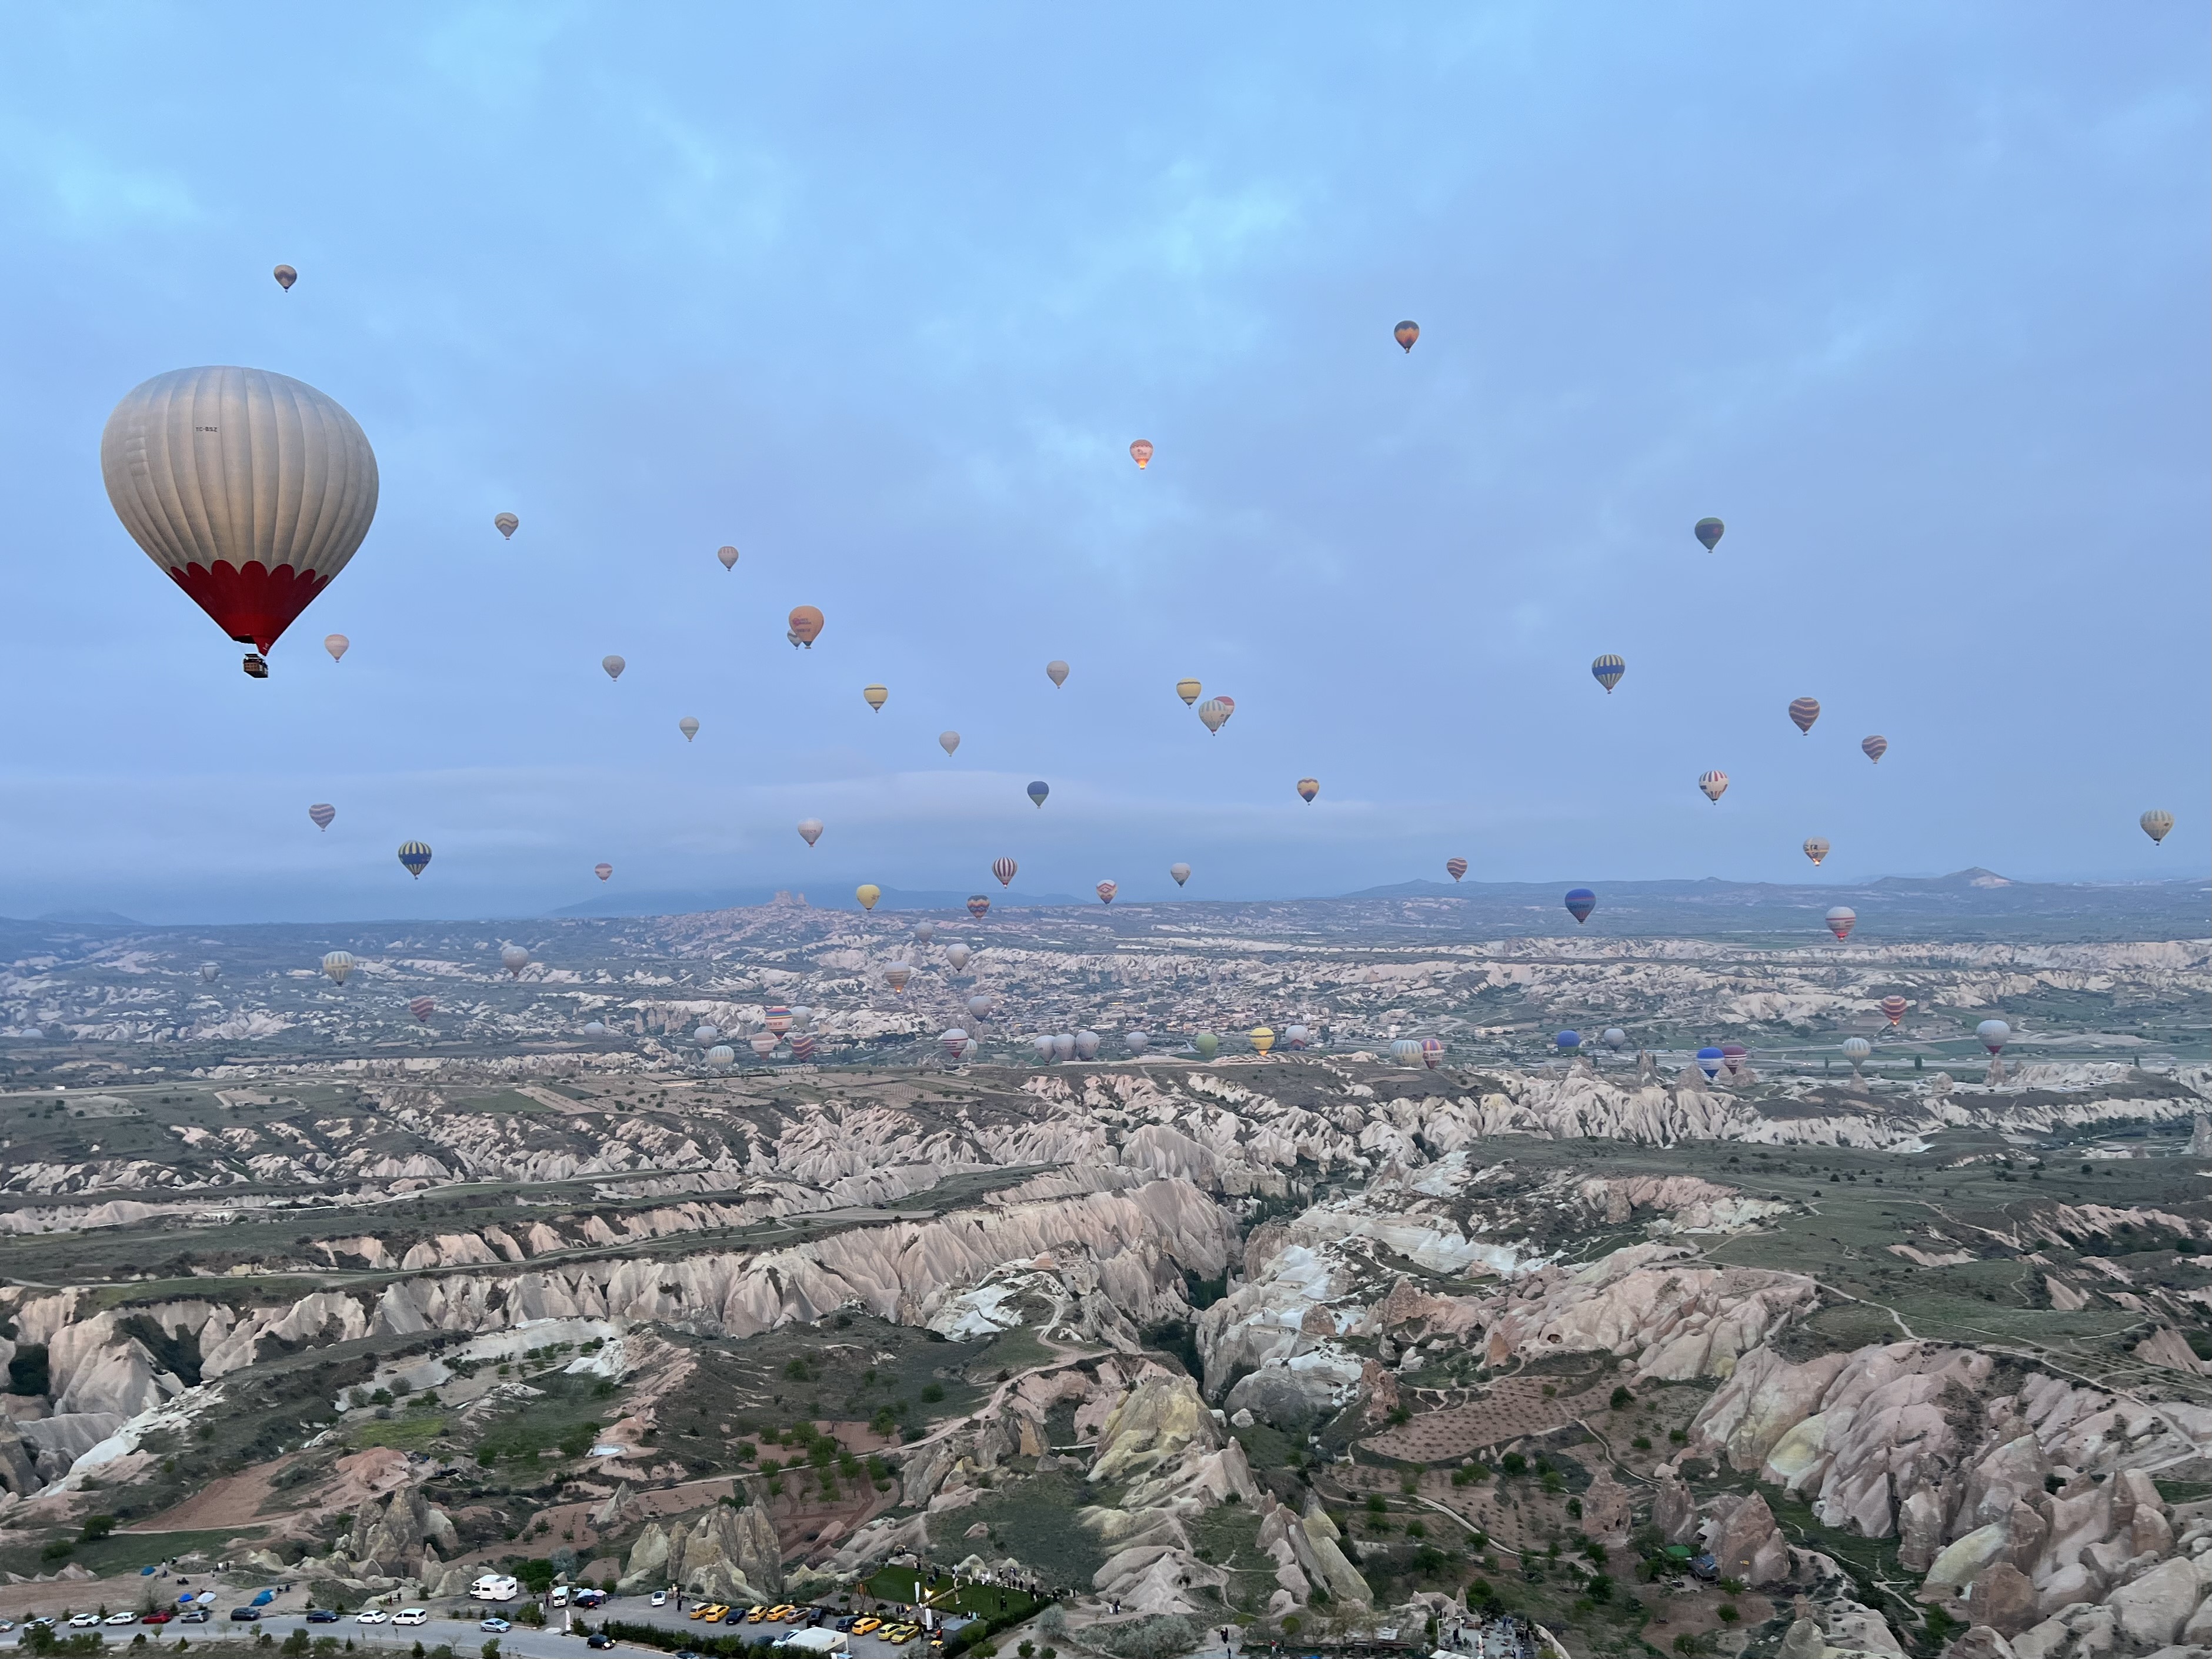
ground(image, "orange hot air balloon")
xmin=1394 ymin=320 xmax=1419 ymax=352
xmin=788 ymin=605 xmax=825 ymax=648
xmin=1129 ymin=439 xmax=1153 ymax=470
xmin=1296 ymin=778 xmax=1319 ymax=803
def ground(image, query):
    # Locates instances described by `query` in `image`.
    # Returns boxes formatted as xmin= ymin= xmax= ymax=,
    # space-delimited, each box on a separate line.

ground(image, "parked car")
xmin=649 ymin=1593 xmax=668 ymax=1609
xmin=481 ymin=1617 xmax=513 ymax=1634
xmin=306 ymin=1610 xmax=340 ymax=1624
xmin=142 ymin=1611 xmax=175 ymax=1625
xmin=104 ymin=1614 xmax=139 ymax=1628
xmin=551 ymin=1588 xmax=570 ymax=1608
xmin=0 ymin=1621 xmax=16 ymax=1634
xmin=587 ymin=1637 xmax=614 ymax=1651
xmin=575 ymin=1591 xmax=608 ymax=1610
xmin=181 ymin=1609 xmax=211 ymax=1624
xmin=394 ymin=1610 xmax=429 ymax=1627
xmin=231 ymin=1608 xmax=262 ymax=1623
xmin=357 ymin=1610 xmax=391 ymax=1625
xmin=69 ymin=1615 xmax=101 ymax=1630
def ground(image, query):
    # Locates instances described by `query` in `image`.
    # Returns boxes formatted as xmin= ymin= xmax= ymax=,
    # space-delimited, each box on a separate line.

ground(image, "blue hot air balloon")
xmin=1564 ymin=887 xmax=1596 ymax=924
xmin=1695 ymin=1046 xmax=1724 ymax=1080
xmin=1556 ymin=1030 xmax=1582 ymax=1052
xmin=1590 ymin=655 xmax=1625 ymax=694
xmin=398 ymin=841 xmax=433 ymax=879
xmin=1026 ymin=780 xmax=1050 ymax=808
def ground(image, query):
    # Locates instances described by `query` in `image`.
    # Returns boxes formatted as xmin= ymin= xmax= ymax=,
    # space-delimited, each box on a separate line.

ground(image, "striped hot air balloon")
xmin=884 ymin=964 xmax=912 ymax=993
xmin=1176 ymin=678 xmax=1202 ymax=706
xmin=309 ymin=803 xmax=335 ymax=830
xmin=594 ymin=862 xmax=612 ymax=882
xmin=1841 ymin=1037 xmax=1871 ymax=1070
xmin=1698 ymin=770 xmax=1729 ymax=803
xmin=1096 ymin=880 xmax=1117 ymax=905
xmin=1591 ymin=655 xmax=1625 ymax=693
xmin=1861 ymin=735 xmax=1888 ymax=764
xmin=410 ymin=996 xmax=435 ymax=1023
xmin=749 ymin=1033 xmax=780 ymax=1057
xmin=863 ymin=684 xmax=888 ymax=711
xmin=967 ymin=894 xmax=990 ymax=919
xmin=1825 ymin=906 xmax=1857 ymax=941
xmin=1446 ymin=857 xmax=1467 ymax=882
xmin=1880 ymin=996 xmax=1907 ymax=1026
xmin=1803 ymin=837 xmax=1830 ymax=866
xmin=1564 ymin=888 xmax=1596 ymax=924
xmin=1789 ymin=697 xmax=1821 ymax=735
xmin=1720 ymin=1043 xmax=1747 ymax=1075
xmin=992 ymin=857 xmax=1017 ymax=887
xmin=940 ymin=1028 xmax=969 ymax=1059
xmin=1420 ymin=1037 xmax=1444 ymax=1069
xmin=398 ymin=841 xmax=432 ymax=878
xmin=1694 ymin=1046 xmax=1723 ymax=1080
xmin=1389 ymin=1038 xmax=1422 ymax=1066
xmin=788 ymin=1032 xmax=816 ymax=1061
xmin=2141 ymin=809 xmax=2174 ymax=844
xmin=495 ymin=513 xmax=518 ymax=539
xmin=1394 ymin=320 xmax=1420 ymax=352
xmin=1296 ymin=778 xmax=1319 ymax=802
xmin=1197 ymin=698 xmax=1232 ymax=733
xmin=765 ymin=1007 xmax=792 ymax=1035
xmin=717 ymin=545 xmax=739 ymax=570
xmin=321 ymin=950 xmax=355 ymax=986
xmin=1250 ymin=1026 xmax=1276 ymax=1055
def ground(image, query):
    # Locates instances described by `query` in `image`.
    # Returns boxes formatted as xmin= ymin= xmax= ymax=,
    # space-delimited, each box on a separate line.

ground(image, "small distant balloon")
xmin=1788 ymin=697 xmax=1821 ymax=735
xmin=1296 ymin=778 xmax=1320 ymax=803
xmin=309 ymin=803 xmax=336 ymax=831
xmin=1176 ymin=678 xmax=1202 ymax=706
xmin=1390 ymin=1039 xmax=1422 ymax=1066
xmin=914 ymin=922 xmax=936 ymax=944
xmin=1861 ymin=735 xmax=1888 ymax=764
xmin=1602 ymin=1027 xmax=1627 ymax=1050
xmin=695 ymin=1023 xmax=720 ymax=1046
xmin=1880 ymin=996 xmax=1907 ymax=1027
xmin=1195 ymin=1032 xmax=1220 ymax=1059
xmin=1394 ymin=320 xmax=1420 ymax=352
xmin=939 ymin=731 xmax=960 ymax=756
xmin=1446 ymin=857 xmax=1468 ymax=882
xmin=1977 ymin=1019 xmax=2010 ymax=1054
xmin=1129 ymin=439 xmax=1153 ymax=470
xmin=199 ymin=961 xmax=221 ymax=983
xmin=992 ymin=857 xmax=1017 ymax=887
xmin=863 ymin=684 xmax=889 ymax=712
xmin=966 ymin=993 xmax=993 ymax=1020
xmin=1420 ymin=1037 xmax=1444 ymax=1069
xmin=324 ymin=633 xmax=349 ymax=663
xmin=716 ymin=545 xmax=739 ymax=570
xmin=410 ymin=995 xmax=436 ymax=1023
xmin=1027 ymin=780 xmax=1050 ymax=807
xmin=788 ymin=1006 xmax=814 ymax=1031
xmin=1046 ymin=660 xmax=1069 ymax=688
xmin=789 ymin=1032 xmax=816 ymax=1061
xmin=1694 ymin=517 xmax=1724 ymax=551
xmin=966 ymin=895 xmax=990 ymax=919
xmin=1125 ymin=1029 xmax=1150 ymax=1056
xmin=884 ymin=965 xmax=912 ymax=993
xmin=1694 ymin=1046 xmax=1724 ymax=1080
xmin=765 ymin=1007 xmax=792 ymax=1035
xmin=1096 ymin=880 xmax=1117 ymax=906
xmin=594 ymin=862 xmax=612 ymax=882
xmin=398 ymin=841 xmax=432 ymax=879
xmin=1197 ymin=699 xmax=1232 ymax=734
xmin=1824 ymin=906 xmax=1857 ymax=942
xmin=1250 ymin=1025 xmax=1276 ymax=1056
xmin=273 ymin=264 xmax=298 ymax=291
xmin=321 ymin=950 xmax=354 ymax=985
xmin=2141 ymin=809 xmax=2174 ymax=844
xmin=1284 ymin=1024 xmax=1309 ymax=1050
xmin=501 ymin=944 xmax=531 ymax=977
xmin=1169 ymin=863 xmax=1191 ymax=887
xmin=856 ymin=884 xmax=881 ymax=912
xmin=1699 ymin=770 xmax=1729 ymax=803
xmin=940 ymin=1028 xmax=969 ymax=1059
xmin=679 ymin=716 xmax=699 ymax=742
xmin=1590 ymin=655 xmax=1625 ymax=694
xmin=749 ymin=1033 xmax=779 ymax=1059
xmin=788 ymin=605 xmax=825 ymax=648
xmin=601 ymin=655 xmax=625 ymax=680
xmin=1803 ymin=837 xmax=1830 ymax=866
xmin=582 ymin=1020 xmax=608 ymax=1037
xmin=1073 ymin=1030 xmax=1100 ymax=1060
xmin=706 ymin=1044 xmax=735 ymax=1068
xmin=494 ymin=513 xmax=518 ymax=539
xmin=798 ymin=819 xmax=824 ymax=846
xmin=1564 ymin=887 xmax=1596 ymax=924
xmin=947 ymin=944 xmax=973 ymax=972
xmin=1555 ymin=1031 xmax=1581 ymax=1052
xmin=1721 ymin=1043 xmax=1748 ymax=1076
xmin=1841 ymin=1036 xmax=1871 ymax=1066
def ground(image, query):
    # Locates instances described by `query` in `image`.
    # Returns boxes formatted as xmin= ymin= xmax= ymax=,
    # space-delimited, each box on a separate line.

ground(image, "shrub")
xmin=1610 ymin=1386 xmax=1633 ymax=1409
xmin=1717 ymin=1605 xmax=1739 ymax=1625
xmin=920 ymin=1383 xmax=946 ymax=1404
xmin=80 ymin=1515 xmax=117 ymax=1543
xmin=1500 ymin=1453 xmax=1527 ymax=1476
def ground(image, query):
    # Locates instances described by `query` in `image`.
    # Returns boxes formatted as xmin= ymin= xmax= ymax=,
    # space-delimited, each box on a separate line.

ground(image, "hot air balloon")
xmin=2141 ymin=809 xmax=2174 ymax=844
xmin=1296 ymin=778 xmax=1319 ymax=803
xmin=1698 ymin=770 xmax=1729 ymax=803
xmin=1125 ymin=1029 xmax=1150 ymax=1056
xmin=1129 ymin=439 xmax=1153 ymax=470
xmin=863 ymin=685 xmax=889 ymax=712
xmin=1195 ymin=1032 xmax=1220 ymax=1059
xmin=1602 ymin=1027 xmax=1626 ymax=1050
xmin=992 ymin=857 xmax=1017 ymax=887
xmin=1025 ymin=780 xmax=1051 ymax=808
xmin=1694 ymin=517 xmax=1724 ymax=550
xmin=602 ymin=655 xmax=625 ymax=680
xmin=717 ymin=545 xmax=739 ymax=570
xmin=1694 ymin=1046 xmax=1723 ymax=1080
xmin=1176 ymin=679 xmax=1202 ymax=706
xmin=1555 ymin=1031 xmax=1580 ymax=1052
xmin=914 ymin=922 xmax=936 ymax=944
xmin=966 ymin=993 xmax=993 ymax=1020
xmin=594 ymin=862 xmax=612 ymax=882
xmin=1287 ymin=1025 xmax=1315 ymax=1052
xmin=1046 ymin=660 xmax=1069 ymax=688
xmin=1861 ymin=736 xmax=1887 ymax=764
xmin=706 ymin=1044 xmax=735 ymax=1068
xmin=1720 ymin=1043 xmax=1748 ymax=1075
xmin=1390 ymin=1039 xmax=1422 ymax=1066
xmin=1420 ymin=1037 xmax=1444 ymax=1069
xmin=789 ymin=1006 xmax=813 ymax=1031
xmin=1591 ymin=655 xmax=1625 ymax=693
xmin=1170 ymin=863 xmax=1191 ymax=887
xmin=398 ymin=841 xmax=432 ymax=879
xmin=501 ymin=945 xmax=531 ymax=977
xmin=940 ymin=1028 xmax=969 ymax=1059
xmin=1803 ymin=837 xmax=1830 ymax=866
xmin=749 ymin=1034 xmax=778 ymax=1059
xmin=1032 ymin=1035 xmax=1056 ymax=1062
xmin=939 ymin=732 xmax=960 ymax=756
xmin=788 ymin=606 xmax=824 ymax=647
xmin=947 ymin=944 xmax=973 ymax=972
xmin=1977 ymin=1019 xmax=2010 ymax=1054
xmin=1052 ymin=1033 xmax=1076 ymax=1062
xmin=765 ymin=1007 xmax=792 ymax=1035
xmin=309 ymin=803 xmax=336 ymax=831
xmin=582 ymin=1020 xmax=608 ymax=1037
xmin=788 ymin=1032 xmax=817 ymax=1061
xmin=325 ymin=633 xmax=349 ymax=663
xmin=1788 ymin=697 xmax=1821 ymax=735
xmin=693 ymin=1023 xmax=720 ymax=1046
xmin=199 ymin=962 xmax=220 ymax=982
xmin=495 ymin=513 xmax=519 ymax=539
xmin=1096 ymin=880 xmax=1117 ymax=906
xmin=411 ymin=995 xmax=437 ymax=1023
xmin=1197 ymin=699 xmax=1232 ymax=734
xmin=1564 ymin=888 xmax=1596 ymax=924
xmin=1217 ymin=695 xmax=1236 ymax=717
xmin=885 ymin=965 xmax=912 ymax=993
xmin=1824 ymin=906 xmax=1857 ymax=942
xmin=856 ymin=884 xmax=881 ymax=912
xmin=798 ymin=819 xmax=824 ymax=847
xmin=1841 ymin=1036 xmax=1871 ymax=1066
xmin=1250 ymin=1026 xmax=1276 ymax=1056
xmin=102 ymin=367 xmax=379 ymax=676
xmin=321 ymin=950 xmax=355 ymax=985
xmin=967 ymin=895 xmax=990 ymax=919
xmin=1880 ymin=996 xmax=1907 ymax=1026
xmin=273 ymin=264 xmax=298 ymax=291
xmin=1446 ymin=857 xmax=1468 ymax=882
xmin=679 ymin=716 xmax=699 ymax=742
xmin=1394 ymin=320 xmax=1420 ymax=352
xmin=1073 ymin=1030 xmax=1100 ymax=1060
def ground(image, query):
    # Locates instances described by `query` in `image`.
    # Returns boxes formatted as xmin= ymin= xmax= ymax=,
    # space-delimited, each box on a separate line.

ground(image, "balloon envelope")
xmin=788 ymin=605 xmax=824 ymax=647
xmin=1197 ymin=699 xmax=1232 ymax=733
xmin=939 ymin=731 xmax=960 ymax=756
xmin=495 ymin=513 xmax=518 ymax=539
xmin=102 ymin=367 xmax=379 ymax=655
xmin=1125 ymin=1029 xmax=1149 ymax=1055
xmin=940 ymin=1028 xmax=969 ymax=1057
xmin=1176 ymin=678 xmax=1202 ymax=706
xmin=914 ymin=922 xmax=935 ymax=944
xmin=863 ymin=685 xmax=888 ymax=711
xmin=1881 ymin=996 xmax=1907 ymax=1026
xmin=1195 ymin=1032 xmax=1220 ymax=1059
xmin=1446 ymin=857 xmax=1468 ymax=882
xmin=1861 ymin=735 xmax=1888 ymax=764
xmin=1129 ymin=439 xmax=1153 ymax=469
xmin=1296 ymin=778 xmax=1319 ymax=802
xmin=1602 ymin=1027 xmax=1626 ymax=1050
xmin=1590 ymin=654 xmax=1625 ymax=693
xmin=1420 ymin=1037 xmax=1444 ymax=1069
xmin=717 ymin=545 xmax=739 ymax=570
xmin=273 ymin=264 xmax=297 ymax=290
xmin=1789 ymin=697 xmax=1821 ymax=735
xmin=1825 ymin=906 xmax=1857 ymax=942
xmin=501 ymin=945 xmax=531 ymax=977
xmin=602 ymin=655 xmax=625 ymax=680
xmin=992 ymin=857 xmax=1017 ymax=887
xmin=679 ymin=716 xmax=699 ymax=741
xmin=694 ymin=1025 xmax=720 ymax=1046
xmin=1394 ymin=320 xmax=1420 ymax=352
xmin=1803 ymin=837 xmax=1830 ymax=866
xmin=1841 ymin=1037 xmax=1871 ymax=1062
xmin=321 ymin=950 xmax=354 ymax=984
xmin=1694 ymin=517 xmax=1724 ymax=550
xmin=1073 ymin=1030 xmax=1100 ymax=1060
xmin=967 ymin=895 xmax=990 ymax=918
xmin=1695 ymin=1046 xmax=1724 ymax=1079
xmin=1698 ymin=770 xmax=1729 ymax=803
xmin=324 ymin=633 xmax=349 ymax=663
xmin=309 ymin=803 xmax=336 ymax=831
xmin=885 ymin=965 xmax=912 ymax=992
xmin=966 ymin=993 xmax=993 ymax=1019
xmin=1556 ymin=1031 xmax=1580 ymax=1051
xmin=594 ymin=862 xmax=612 ymax=882
xmin=582 ymin=1020 xmax=607 ymax=1037
xmin=706 ymin=1044 xmax=735 ymax=1067
xmin=1564 ymin=888 xmax=1596 ymax=924
xmin=1026 ymin=781 xmax=1049 ymax=807
xmin=856 ymin=884 xmax=880 ymax=911
xmin=398 ymin=841 xmax=432 ymax=878
xmin=1390 ymin=1039 xmax=1422 ymax=1064
xmin=1046 ymin=660 xmax=1069 ymax=687
xmin=763 ymin=1007 xmax=792 ymax=1034
xmin=947 ymin=943 xmax=972 ymax=971
xmin=1096 ymin=881 xmax=1117 ymax=905
xmin=1052 ymin=1033 xmax=1076 ymax=1061
xmin=2141 ymin=809 xmax=2174 ymax=844
xmin=1170 ymin=863 xmax=1191 ymax=886
xmin=199 ymin=962 xmax=220 ymax=982
xmin=1249 ymin=1026 xmax=1276 ymax=1055
xmin=1977 ymin=1019 xmax=2010 ymax=1054
xmin=798 ymin=819 xmax=823 ymax=846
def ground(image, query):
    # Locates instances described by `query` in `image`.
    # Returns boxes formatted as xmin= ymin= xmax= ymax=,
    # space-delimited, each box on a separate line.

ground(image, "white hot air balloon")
xmin=1602 ymin=1027 xmax=1627 ymax=1050
xmin=679 ymin=716 xmax=700 ymax=742
xmin=706 ymin=1044 xmax=735 ymax=1068
xmin=1032 ymin=1035 xmax=1057 ymax=1062
xmin=324 ymin=633 xmax=349 ymax=663
xmin=1977 ymin=1019 xmax=2011 ymax=1054
xmin=749 ymin=1033 xmax=779 ymax=1058
xmin=500 ymin=945 xmax=531 ymax=977
xmin=321 ymin=950 xmax=355 ymax=986
xmin=915 ymin=921 xmax=936 ymax=944
xmin=1073 ymin=1030 xmax=1100 ymax=1060
xmin=1125 ymin=1029 xmax=1150 ymax=1056
xmin=939 ymin=731 xmax=960 ymax=756
xmin=946 ymin=943 xmax=972 ymax=972
xmin=940 ymin=1027 xmax=969 ymax=1059
xmin=602 ymin=655 xmax=625 ymax=681
xmin=788 ymin=1006 xmax=814 ymax=1031
xmin=1052 ymin=1033 xmax=1076 ymax=1062
xmin=695 ymin=1024 xmax=720 ymax=1046
xmin=1170 ymin=863 xmax=1191 ymax=887
xmin=966 ymin=993 xmax=994 ymax=1020
xmin=798 ymin=819 xmax=824 ymax=846
xmin=1284 ymin=1024 xmax=1309 ymax=1049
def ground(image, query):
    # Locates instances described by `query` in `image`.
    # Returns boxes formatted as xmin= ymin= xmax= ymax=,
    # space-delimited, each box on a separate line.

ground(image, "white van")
xmin=394 ymin=1611 xmax=429 ymax=1628
xmin=470 ymin=1575 xmax=521 ymax=1604
xmin=551 ymin=1587 xmax=570 ymax=1608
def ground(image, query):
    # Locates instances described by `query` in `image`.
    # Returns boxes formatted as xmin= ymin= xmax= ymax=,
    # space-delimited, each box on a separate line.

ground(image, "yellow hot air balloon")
xmin=1296 ymin=778 xmax=1319 ymax=803
xmin=1249 ymin=1025 xmax=1276 ymax=1055
xmin=855 ymin=884 xmax=880 ymax=912
xmin=1176 ymin=678 xmax=1202 ymax=706
xmin=863 ymin=684 xmax=889 ymax=711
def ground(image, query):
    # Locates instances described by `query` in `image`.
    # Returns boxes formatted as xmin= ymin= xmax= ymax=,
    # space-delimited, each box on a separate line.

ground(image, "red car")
xmin=141 ymin=1613 xmax=174 ymax=1626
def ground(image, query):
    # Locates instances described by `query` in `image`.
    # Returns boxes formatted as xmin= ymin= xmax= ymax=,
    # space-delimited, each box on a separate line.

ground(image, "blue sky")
xmin=0 ymin=5 xmax=2204 ymax=923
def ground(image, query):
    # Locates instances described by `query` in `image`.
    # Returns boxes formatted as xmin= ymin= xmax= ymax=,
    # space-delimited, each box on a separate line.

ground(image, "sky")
xmin=0 ymin=5 xmax=2205 ymax=924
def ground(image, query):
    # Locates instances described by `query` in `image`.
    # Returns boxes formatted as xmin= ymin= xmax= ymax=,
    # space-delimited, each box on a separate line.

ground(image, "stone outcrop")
xmin=345 ymin=1483 xmax=458 ymax=1578
xmin=619 ymin=1503 xmax=782 ymax=1600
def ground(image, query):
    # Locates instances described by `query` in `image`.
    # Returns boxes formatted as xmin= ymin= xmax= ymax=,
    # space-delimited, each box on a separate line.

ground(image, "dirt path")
xmin=122 ymin=1460 xmax=288 ymax=1535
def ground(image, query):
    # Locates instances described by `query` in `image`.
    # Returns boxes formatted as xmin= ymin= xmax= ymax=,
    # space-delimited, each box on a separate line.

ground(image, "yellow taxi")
xmin=703 ymin=1607 xmax=732 ymax=1624
xmin=745 ymin=1608 xmax=769 ymax=1624
xmin=886 ymin=1625 xmax=920 ymax=1645
xmin=851 ymin=1620 xmax=882 ymax=1637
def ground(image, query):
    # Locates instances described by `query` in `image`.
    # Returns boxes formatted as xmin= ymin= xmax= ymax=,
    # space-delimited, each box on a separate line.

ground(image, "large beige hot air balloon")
xmin=320 ymin=950 xmax=354 ymax=985
xmin=2141 ymin=810 xmax=2174 ymax=844
xmin=102 ymin=367 xmax=379 ymax=676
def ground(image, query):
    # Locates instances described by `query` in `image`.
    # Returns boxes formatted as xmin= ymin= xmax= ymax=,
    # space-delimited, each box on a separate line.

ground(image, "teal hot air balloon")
xmin=398 ymin=842 xmax=432 ymax=879
xmin=1026 ymin=780 xmax=1049 ymax=808
xmin=1591 ymin=655 xmax=1625 ymax=693
xmin=1694 ymin=517 xmax=1724 ymax=550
